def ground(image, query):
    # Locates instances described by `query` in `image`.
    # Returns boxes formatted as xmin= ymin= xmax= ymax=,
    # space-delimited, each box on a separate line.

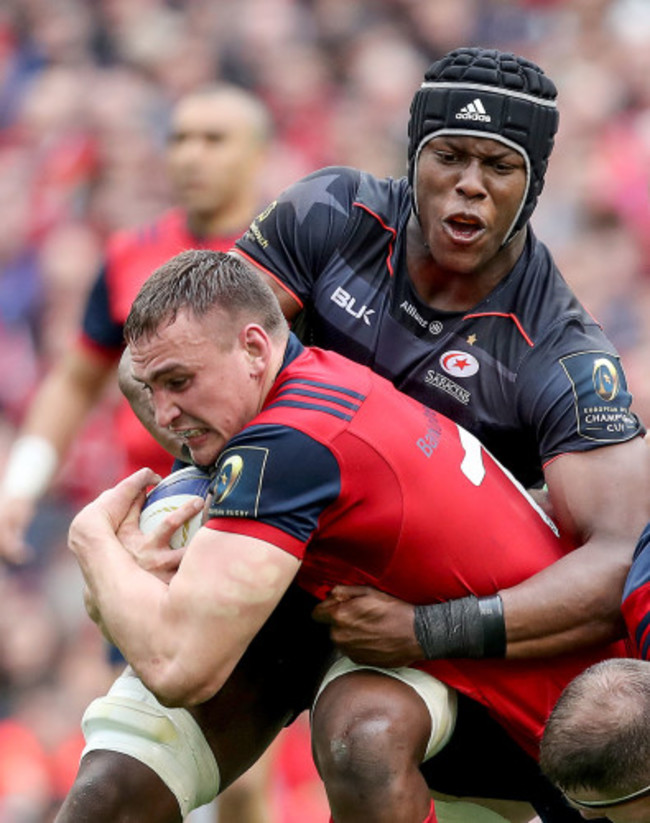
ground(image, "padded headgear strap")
xmin=408 ymin=48 xmax=559 ymax=241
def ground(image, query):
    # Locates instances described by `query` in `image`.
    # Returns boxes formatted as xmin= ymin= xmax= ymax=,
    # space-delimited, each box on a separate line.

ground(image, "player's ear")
xmin=240 ymin=324 xmax=271 ymax=375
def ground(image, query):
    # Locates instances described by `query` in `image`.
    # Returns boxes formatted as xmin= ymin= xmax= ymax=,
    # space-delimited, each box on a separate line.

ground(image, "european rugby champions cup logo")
xmin=213 ymin=454 xmax=244 ymax=503
xmin=211 ymin=445 xmax=268 ymax=516
xmin=559 ymin=351 xmax=635 ymax=442
xmin=592 ymin=357 xmax=619 ymax=402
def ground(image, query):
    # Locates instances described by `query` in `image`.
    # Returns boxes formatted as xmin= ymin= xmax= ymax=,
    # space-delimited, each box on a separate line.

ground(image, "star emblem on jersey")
xmin=440 ymin=350 xmax=479 ymax=378
xmin=290 ymin=174 xmax=348 ymax=225
xmin=466 ymin=334 xmax=477 ymax=345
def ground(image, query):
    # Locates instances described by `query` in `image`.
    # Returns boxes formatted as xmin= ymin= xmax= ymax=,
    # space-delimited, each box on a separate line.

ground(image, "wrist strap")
xmin=413 ymin=594 xmax=506 ymax=659
xmin=1 ymin=435 xmax=58 ymax=499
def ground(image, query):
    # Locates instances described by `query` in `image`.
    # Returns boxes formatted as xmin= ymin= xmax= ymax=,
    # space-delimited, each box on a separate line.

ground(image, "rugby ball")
xmin=139 ymin=466 xmax=214 ymax=548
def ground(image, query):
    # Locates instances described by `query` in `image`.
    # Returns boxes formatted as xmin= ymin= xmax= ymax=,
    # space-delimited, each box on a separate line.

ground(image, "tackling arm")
xmin=315 ymin=437 xmax=650 ymax=663
xmin=118 ymin=349 xmax=186 ymax=461
xmin=500 ymin=435 xmax=650 ymax=657
xmin=69 ymin=469 xmax=300 ymax=707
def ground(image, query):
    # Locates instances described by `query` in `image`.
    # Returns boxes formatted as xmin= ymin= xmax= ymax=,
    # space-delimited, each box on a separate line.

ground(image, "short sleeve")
xmin=80 ymin=264 xmax=124 ymax=352
xmin=205 ymin=424 xmax=341 ymax=553
xmin=517 ymin=316 xmax=644 ymax=462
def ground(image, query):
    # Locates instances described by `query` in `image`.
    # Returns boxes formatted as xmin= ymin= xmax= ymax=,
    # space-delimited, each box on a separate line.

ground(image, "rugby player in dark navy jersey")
xmin=231 ymin=48 xmax=650 ymax=820
xmin=59 ymin=49 xmax=650 ymax=823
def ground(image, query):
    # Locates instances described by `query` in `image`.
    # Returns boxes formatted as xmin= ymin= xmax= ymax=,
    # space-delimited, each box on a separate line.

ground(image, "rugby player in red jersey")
xmin=70 ymin=251 xmax=631 ymax=823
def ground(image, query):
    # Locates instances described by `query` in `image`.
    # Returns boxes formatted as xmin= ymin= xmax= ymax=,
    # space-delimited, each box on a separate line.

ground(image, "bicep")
xmin=166 ymin=527 xmax=300 ymax=691
xmin=544 ymin=436 xmax=650 ymax=543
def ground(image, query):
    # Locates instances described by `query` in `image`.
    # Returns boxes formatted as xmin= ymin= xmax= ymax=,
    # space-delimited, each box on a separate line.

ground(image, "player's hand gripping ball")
xmin=139 ymin=466 xmax=214 ymax=548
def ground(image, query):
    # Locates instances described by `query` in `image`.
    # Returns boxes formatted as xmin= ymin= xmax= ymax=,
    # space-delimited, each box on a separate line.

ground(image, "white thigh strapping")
xmin=81 ymin=667 xmax=220 ymax=819
xmin=313 ymin=656 xmax=457 ymax=761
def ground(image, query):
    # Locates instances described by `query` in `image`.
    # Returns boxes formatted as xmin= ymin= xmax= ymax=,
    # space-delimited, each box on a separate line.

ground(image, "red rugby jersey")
xmin=206 ymin=338 xmax=628 ymax=758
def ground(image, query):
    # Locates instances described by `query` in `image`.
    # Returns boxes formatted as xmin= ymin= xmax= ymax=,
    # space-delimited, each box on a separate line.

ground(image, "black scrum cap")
xmin=408 ymin=47 xmax=559 ymax=241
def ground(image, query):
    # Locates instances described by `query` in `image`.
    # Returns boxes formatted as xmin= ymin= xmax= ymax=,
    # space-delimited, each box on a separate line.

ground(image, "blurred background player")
xmin=0 ymin=82 xmax=274 ymax=823
xmin=0 ymin=83 xmax=271 ymax=562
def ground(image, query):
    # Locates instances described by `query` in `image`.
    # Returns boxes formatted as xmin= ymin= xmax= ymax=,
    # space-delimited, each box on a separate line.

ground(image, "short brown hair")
xmin=124 ymin=250 xmax=288 ymax=345
xmin=540 ymin=658 xmax=650 ymax=796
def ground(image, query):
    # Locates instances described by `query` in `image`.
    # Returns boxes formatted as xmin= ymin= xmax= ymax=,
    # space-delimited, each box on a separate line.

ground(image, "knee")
xmin=312 ymin=682 xmax=419 ymax=789
xmin=56 ymin=753 xmax=126 ymax=821
xmin=55 ymin=751 xmax=181 ymax=823
xmin=315 ymin=708 xmax=404 ymax=788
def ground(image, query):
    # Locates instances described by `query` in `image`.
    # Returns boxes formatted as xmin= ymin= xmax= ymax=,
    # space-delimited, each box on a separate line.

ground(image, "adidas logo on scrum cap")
xmin=455 ymin=98 xmax=491 ymax=122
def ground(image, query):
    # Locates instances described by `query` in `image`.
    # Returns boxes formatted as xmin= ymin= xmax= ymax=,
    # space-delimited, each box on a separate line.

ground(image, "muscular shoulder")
xmin=237 ymin=166 xmax=408 ymax=260
xmin=284 ymin=165 xmax=410 ymax=232
xmin=491 ymin=232 xmax=621 ymax=385
xmin=511 ymin=237 xmax=643 ymax=456
xmin=259 ymin=345 xmax=374 ymax=440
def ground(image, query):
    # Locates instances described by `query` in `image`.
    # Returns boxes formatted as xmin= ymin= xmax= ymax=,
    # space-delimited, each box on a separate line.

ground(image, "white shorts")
xmin=81 ymin=667 xmax=219 ymax=819
xmin=313 ymin=656 xmax=457 ymax=761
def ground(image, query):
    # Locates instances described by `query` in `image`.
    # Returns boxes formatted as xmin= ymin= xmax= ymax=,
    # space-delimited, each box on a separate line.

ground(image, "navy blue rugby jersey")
xmin=235 ymin=166 xmax=644 ymax=487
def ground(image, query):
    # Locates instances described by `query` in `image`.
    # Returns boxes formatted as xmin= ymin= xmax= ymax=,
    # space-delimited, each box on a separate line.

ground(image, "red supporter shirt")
xmin=79 ymin=210 xmax=242 ymax=477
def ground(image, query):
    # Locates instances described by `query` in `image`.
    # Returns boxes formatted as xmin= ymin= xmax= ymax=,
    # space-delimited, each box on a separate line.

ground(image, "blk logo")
xmin=330 ymin=286 xmax=375 ymax=326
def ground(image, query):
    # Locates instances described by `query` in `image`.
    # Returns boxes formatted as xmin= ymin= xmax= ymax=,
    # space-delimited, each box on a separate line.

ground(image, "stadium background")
xmin=0 ymin=0 xmax=648 ymax=819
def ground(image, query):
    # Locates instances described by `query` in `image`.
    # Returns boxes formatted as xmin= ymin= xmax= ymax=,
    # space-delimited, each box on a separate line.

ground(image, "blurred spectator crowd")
xmin=0 ymin=0 xmax=648 ymax=820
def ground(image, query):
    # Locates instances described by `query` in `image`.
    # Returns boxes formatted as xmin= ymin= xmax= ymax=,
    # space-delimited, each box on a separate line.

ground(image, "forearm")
xmin=75 ymin=532 xmax=175 ymax=681
xmin=83 ymin=584 xmax=116 ymax=646
xmin=3 ymin=349 xmax=113 ymax=498
xmin=22 ymin=350 xmax=112 ymax=457
xmin=498 ymin=537 xmax=630 ymax=658
xmin=69 ymin=481 xmax=276 ymax=707
xmin=505 ymin=438 xmax=650 ymax=657
xmin=414 ymin=594 xmax=506 ymax=659
xmin=414 ymin=536 xmax=630 ymax=662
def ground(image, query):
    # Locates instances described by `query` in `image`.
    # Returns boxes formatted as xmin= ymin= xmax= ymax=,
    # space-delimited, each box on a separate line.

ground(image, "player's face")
xmin=166 ymin=94 xmax=266 ymax=226
xmin=129 ymin=309 xmax=265 ymax=467
xmin=414 ymin=135 xmax=527 ymax=276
